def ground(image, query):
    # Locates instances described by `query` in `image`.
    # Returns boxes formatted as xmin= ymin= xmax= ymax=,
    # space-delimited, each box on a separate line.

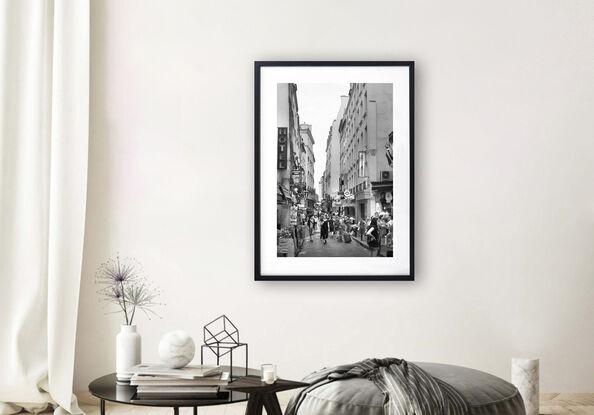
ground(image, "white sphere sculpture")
xmin=158 ymin=330 xmax=195 ymax=368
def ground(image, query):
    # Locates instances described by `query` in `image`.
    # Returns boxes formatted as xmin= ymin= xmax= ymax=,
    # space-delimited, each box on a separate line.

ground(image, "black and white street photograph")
xmin=276 ymin=82 xmax=394 ymax=258
xmin=256 ymin=62 xmax=413 ymax=280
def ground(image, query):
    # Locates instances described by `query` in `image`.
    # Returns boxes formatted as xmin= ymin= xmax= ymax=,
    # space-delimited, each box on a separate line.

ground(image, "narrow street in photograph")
xmin=277 ymin=83 xmax=394 ymax=258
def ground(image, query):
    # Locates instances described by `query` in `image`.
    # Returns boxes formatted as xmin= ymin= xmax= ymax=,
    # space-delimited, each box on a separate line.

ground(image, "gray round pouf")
xmin=291 ymin=362 xmax=526 ymax=415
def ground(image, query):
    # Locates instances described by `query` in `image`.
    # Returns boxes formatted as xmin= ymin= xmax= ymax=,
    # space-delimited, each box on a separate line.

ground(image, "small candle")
xmin=261 ymin=363 xmax=277 ymax=384
xmin=264 ymin=370 xmax=274 ymax=384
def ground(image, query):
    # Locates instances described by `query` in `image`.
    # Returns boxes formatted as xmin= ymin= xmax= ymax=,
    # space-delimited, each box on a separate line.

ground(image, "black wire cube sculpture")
xmin=200 ymin=315 xmax=248 ymax=379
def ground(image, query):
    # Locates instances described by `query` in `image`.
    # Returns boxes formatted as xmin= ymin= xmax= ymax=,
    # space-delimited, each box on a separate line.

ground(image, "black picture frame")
xmin=255 ymin=61 xmax=414 ymax=281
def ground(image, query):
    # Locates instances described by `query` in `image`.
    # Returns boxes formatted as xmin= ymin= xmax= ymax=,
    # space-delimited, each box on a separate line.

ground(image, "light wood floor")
xmin=540 ymin=394 xmax=594 ymax=415
xmin=75 ymin=392 xmax=594 ymax=415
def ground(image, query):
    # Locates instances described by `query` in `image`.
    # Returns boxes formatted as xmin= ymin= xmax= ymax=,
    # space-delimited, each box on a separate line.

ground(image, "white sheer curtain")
xmin=0 ymin=1 xmax=89 ymax=414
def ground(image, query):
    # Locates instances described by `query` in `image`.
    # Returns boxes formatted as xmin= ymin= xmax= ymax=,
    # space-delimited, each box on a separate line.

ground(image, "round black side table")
xmin=89 ymin=366 xmax=256 ymax=415
xmin=89 ymin=366 xmax=308 ymax=415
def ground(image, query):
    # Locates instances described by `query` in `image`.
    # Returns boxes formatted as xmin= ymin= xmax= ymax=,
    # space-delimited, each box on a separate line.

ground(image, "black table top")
xmin=89 ymin=366 xmax=261 ymax=407
xmin=226 ymin=375 xmax=309 ymax=393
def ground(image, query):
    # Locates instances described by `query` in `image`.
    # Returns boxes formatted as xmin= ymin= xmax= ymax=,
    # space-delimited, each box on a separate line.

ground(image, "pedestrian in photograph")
xmin=329 ymin=215 xmax=335 ymax=237
xmin=277 ymin=224 xmax=287 ymax=257
xmin=373 ymin=212 xmax=384 ymax=256
xmin=366 ymin=216 xmax=380 ymax=257
xmin=297 ymin=223 xmax=306 ymax=249
xmin=307 ymin=215 xmax=315 ymax=242
xmin=376 ymin=213 xmax=388 ymax=256
xmin=343 ymin=217 xmax=353 ymax=243
xmin=359 ymin=217 xmax=366 ymax=240
xmin=334 ymin=215 xmax=341 ymax=240
xmin=349 ymin=219 xmax=358 ymax=239
xmin=320 ymin=215 xmax=329 ymax=245
xmin=385 ymin=214 xmax=394 ymax=257
xmin=294 ymin=211 xmax=306 ymax=251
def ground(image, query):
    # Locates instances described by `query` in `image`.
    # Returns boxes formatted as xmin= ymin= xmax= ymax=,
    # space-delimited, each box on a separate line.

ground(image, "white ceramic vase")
xmin=116 ymin=325 xmax=141 ymax=381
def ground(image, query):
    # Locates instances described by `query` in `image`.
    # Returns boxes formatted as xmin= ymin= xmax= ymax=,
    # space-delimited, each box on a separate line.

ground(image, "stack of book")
xmin=128 ymin=364 xmax=230 ymax=402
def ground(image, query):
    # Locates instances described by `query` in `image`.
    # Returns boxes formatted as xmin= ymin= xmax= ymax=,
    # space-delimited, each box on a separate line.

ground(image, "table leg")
xmin=245 ymin=393 xmax=264 ymax=415
xmin=100 ymin=399 xmax=105 ymax=415
xmin=173 ymin=407 xmax=179 ymax=415
xmin=193 ymin=407 xmax=197 ymax=415
xmin=262 ymin=394 xmax=282 ymax=415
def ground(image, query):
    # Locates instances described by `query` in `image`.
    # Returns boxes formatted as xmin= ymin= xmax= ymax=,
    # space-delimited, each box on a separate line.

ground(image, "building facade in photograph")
xmin=277 ymin=83 xmax=302 ymax=228
xmin=322 ymin=95 xmax=348 ymax=213
xmin=277 ymin=83 xmax=318 ymax=230
xmin=319 ymin=173 xmax=326 ymax=204
xmin=337 ymin=83 xmax=393 ymax=221
xmin=299 ymin=123 xmax=317 ymax=211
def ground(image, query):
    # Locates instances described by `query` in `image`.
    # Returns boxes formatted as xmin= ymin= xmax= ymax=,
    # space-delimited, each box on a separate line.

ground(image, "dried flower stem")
xmin=95 ymin=254 xmax=163 ymax=325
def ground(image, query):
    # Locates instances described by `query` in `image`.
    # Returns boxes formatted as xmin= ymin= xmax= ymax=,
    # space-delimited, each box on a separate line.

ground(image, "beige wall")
xmin=75 ymin=0 xmax=594 ymax=392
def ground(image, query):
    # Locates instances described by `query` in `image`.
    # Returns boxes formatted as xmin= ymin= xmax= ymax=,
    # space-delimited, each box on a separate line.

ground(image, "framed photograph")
xmin=255 ymin=61 xmax=414 ymax=281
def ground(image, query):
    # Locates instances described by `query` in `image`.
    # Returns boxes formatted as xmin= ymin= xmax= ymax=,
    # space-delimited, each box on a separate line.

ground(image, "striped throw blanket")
xmin=286 ymin=358 xmax=469 ymax=415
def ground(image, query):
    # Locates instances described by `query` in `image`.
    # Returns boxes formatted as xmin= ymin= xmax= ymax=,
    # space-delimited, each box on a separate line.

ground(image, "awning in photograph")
xmin=277 ymin=185 xmax=289 ymax=202
xmin=370 ymin=181 xmax=393 ymax=192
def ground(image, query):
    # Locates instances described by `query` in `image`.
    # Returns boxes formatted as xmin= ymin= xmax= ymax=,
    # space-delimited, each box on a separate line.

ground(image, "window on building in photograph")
xmin=358 ymin=151 xmax=366 ymax=178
